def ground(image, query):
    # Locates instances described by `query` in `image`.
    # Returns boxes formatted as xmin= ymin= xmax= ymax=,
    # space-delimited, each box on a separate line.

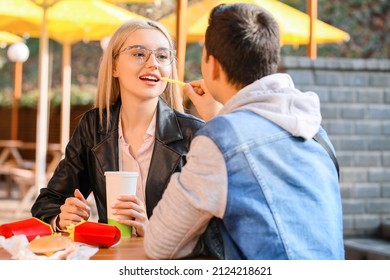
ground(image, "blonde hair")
xmin=96 ymin=19 xmax=183 ymax=129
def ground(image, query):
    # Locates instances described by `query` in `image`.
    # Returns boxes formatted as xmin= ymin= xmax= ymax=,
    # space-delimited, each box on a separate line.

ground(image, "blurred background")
xmin=0 ymin=0 xmax=389 ymax=259
xmin=0 ymin=0 xmax=388 ymax=110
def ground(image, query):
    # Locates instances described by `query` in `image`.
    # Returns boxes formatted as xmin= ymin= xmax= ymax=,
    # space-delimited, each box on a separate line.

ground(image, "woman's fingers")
xmin=58 ymin=192 xmax=91 ymax=230
xmin=112 ymin=195 xmax=148 ymax=236
xmin=74 ymin=189 xmax=88 ymax=205
xmin=113 ymin=195 xmax=145 ymax=216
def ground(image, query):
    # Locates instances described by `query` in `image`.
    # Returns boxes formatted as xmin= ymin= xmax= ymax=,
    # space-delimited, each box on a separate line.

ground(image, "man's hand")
xmin=58 ymin=189 xmax=91 ymax=230
xmin=184 ymin=80 xmax=223 ymax=122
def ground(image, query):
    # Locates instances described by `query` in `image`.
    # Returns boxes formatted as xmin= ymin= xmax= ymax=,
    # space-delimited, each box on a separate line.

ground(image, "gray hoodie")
xmin=221 ymin=73 xmax=322 ymax=139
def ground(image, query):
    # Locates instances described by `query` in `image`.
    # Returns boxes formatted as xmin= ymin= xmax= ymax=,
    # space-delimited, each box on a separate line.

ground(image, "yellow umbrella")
xmin=0 ymin=31 xmax=25 ymax=47
xmin=159 ymin=0 xmax=350 ymax=45
xmin=0 ymin=0 xmax=148 ymax=44
xmin=106 ymin=0 xmax=157 ymax=2
xmin=0 ymin=0 xmax=149 ymax=213
xmin=0 ymin=0 xmax=149 ymax=146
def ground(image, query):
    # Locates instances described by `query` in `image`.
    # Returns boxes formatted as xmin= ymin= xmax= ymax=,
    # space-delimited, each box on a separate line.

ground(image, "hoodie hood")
xmin=219 ymin=73 xmax=321 ymax=139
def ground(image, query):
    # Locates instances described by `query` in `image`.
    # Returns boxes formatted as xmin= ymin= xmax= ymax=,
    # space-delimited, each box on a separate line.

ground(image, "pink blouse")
xmin=118 ymin=110 xmax=156 ymax=205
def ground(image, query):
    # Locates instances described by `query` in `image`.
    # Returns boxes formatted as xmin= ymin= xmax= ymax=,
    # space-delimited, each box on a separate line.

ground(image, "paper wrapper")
xmin=0 ymin=235 xmax=98 ymax=260
xmin=0 ymin=218 xmax=53 ymax=241
xmin=66 ymin=221 xmax=121 ymax=248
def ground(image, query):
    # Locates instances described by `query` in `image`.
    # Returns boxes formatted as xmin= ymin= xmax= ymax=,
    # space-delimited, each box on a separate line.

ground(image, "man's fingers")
xmin=183 ymin=84 xmax=197 ymax=100
xmin=186 ymin=82 xmax=205 ymax=97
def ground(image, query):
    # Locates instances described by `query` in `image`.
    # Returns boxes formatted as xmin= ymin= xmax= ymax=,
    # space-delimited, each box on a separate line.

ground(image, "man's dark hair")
xmin=205 ymin=3 xmax=280 ymax=88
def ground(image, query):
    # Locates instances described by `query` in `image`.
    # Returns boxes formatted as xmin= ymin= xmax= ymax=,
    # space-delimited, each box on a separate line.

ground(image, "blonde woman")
xmin=31 ymin=19 xmax=204 ymax=237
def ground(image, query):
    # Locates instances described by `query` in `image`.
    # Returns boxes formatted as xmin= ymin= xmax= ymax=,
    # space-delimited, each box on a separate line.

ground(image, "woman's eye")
xmin=133 ymin=51 xmax=146 ymax=58
xmin=158 ymin=54 xmax=168 ymax=60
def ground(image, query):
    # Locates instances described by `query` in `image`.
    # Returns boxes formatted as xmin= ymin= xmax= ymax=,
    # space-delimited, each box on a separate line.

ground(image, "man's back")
xmin=199 ymin=110 xmax=344 ymax=259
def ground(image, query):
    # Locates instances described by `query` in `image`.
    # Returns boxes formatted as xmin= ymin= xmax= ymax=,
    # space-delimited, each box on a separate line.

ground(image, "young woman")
xmin=31 ymin=19 xmax=204 ymax=237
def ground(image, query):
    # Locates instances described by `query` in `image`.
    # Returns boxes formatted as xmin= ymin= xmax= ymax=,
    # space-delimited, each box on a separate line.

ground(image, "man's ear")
xmin=208 ymin=55 xmax=221 ymax=80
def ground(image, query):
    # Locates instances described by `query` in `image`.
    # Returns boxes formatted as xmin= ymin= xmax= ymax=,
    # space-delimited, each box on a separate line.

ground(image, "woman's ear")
xmin=112 ymin=59 xmax=118 ymax=78
xmin=113 ymin=66 xmax=118 ymax=78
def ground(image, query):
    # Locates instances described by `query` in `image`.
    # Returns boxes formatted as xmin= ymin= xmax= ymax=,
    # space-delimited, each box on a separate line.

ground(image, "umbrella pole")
xmin=176 ymin=0 xmax=187 ymax=87
xmin=60 ymin=43 xmax=71 ymax=156
xmin=11 ymin=62 xmax=23 ymax=140
xmin=307 ymin=0 xmax=317 ymax=59
xmin=35 ymin=5 xmax=50 ymax=193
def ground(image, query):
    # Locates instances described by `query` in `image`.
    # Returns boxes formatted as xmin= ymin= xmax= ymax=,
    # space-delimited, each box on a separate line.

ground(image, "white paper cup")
xmin=104 ymin=171 xmax=138 ymax=237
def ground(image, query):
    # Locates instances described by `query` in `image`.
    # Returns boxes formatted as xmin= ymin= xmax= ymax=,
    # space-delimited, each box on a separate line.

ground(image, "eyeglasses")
xmin=118 ymin=45 xmax=175 ymax=66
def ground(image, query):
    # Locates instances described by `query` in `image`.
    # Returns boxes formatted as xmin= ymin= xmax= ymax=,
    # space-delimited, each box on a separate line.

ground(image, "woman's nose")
xmin=145 ymin=53 xmax=159 ymax=68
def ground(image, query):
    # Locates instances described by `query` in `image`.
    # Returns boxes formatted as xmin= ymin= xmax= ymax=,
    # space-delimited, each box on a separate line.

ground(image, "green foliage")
xmin=184 ymin=43 xmax=203 ymax=81
xmin=0 ymin=88 xmax=12 ymax=106
xmin=0 ymin=85 xmax=96 ymax=108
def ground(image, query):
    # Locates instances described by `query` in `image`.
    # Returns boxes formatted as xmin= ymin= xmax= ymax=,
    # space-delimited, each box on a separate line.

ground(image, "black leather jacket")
xmin=31 ymin=98 xmax=205 ymax=224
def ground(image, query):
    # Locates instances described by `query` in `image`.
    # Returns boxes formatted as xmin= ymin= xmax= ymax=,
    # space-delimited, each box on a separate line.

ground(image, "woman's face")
xmin=114 ymin=28 xmax=172 ymax=102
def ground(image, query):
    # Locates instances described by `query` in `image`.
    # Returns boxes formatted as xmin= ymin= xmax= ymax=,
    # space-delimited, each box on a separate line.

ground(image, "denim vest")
xmin=199 ymin=110 xmax=344 ymax=259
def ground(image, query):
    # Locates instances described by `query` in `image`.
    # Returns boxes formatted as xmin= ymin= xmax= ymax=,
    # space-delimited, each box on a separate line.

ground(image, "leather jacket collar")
xmin=97 ymin=97 xmax=183 ymax=143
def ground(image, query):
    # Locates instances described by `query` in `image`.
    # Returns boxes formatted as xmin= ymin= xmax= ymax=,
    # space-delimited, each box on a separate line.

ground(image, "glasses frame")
xmin=118 ymin=45 xmax=176 ymax=67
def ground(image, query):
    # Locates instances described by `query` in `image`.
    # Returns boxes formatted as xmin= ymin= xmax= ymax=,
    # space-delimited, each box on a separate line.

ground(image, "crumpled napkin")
xmin=0 ymin=235 xmax=99 ymax=260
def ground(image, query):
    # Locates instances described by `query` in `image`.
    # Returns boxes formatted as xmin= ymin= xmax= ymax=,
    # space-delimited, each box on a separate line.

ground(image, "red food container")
xmin=0 ymin=217 xmax=53 ymax=241
xmin=67 ymin=221 xmax=121 ymax=248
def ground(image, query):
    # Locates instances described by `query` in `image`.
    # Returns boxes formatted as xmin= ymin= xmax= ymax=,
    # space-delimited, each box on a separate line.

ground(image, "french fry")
xmin=161 ymin=77 xmax=186 ymax=86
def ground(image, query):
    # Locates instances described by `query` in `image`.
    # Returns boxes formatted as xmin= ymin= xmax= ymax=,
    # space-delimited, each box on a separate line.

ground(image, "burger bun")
xmin=28 ymin=235 xmax=72 ymax=256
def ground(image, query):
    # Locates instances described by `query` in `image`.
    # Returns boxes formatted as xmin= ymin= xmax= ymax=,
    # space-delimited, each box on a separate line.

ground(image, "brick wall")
xmin=281 ymin=57 xmax=390 ymax=237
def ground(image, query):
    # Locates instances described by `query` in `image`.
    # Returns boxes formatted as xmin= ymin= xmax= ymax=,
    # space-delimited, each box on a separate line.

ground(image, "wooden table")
xmin=0 ymin=236 xmax=150 ymax=260
xmin=91 ymin=236 xmax=150 ymax=260
xmin=0 ymin=140 xmax=62 ymax=172
xmin=0 ymin=140 xmax=33 ymax=199
xmin=0 ymin=141 xmax=63 ymax=217
xmin=0 ymin=140 xmax=26 ymax=167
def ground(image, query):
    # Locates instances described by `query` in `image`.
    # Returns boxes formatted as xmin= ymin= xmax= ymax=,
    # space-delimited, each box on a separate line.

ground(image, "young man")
xmin=144 ymin=3 xmax=344 ymax=260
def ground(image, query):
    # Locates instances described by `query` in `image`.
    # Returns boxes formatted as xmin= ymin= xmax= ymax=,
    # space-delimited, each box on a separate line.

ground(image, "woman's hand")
xmin=58 ymin=189 xmax=91 ymax=230
xmin=184 ymin=80 xmax=223 ymax=122
xmin=112 ymin=195 xmax=148 ymax=237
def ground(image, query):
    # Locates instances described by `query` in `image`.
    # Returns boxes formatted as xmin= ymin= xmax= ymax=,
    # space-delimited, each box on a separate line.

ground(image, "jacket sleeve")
xmin=144 ymin=135 xmax=227 ymax=259
xmin=30 ymin=111 xmax=96 ymax=223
